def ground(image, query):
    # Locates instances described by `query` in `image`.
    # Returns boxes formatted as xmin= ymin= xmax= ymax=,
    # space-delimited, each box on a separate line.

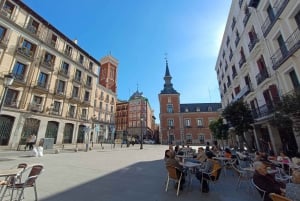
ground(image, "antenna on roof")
xmin=208 ymin=88 xmax=212 ymax=102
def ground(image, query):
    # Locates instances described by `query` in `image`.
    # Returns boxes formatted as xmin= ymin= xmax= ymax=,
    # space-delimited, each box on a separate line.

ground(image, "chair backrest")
xmin=26 ymin=165 xmax=44 ymax=186
xmin=251 ymin=178 xmax=267 ymax=200
xmin=17 ymin=163 xmax=28 ymax=169
xmin=166 ymin=166 xmax=181 ymax=180
xmin=269 ymin=193 xmax=292 ymax=201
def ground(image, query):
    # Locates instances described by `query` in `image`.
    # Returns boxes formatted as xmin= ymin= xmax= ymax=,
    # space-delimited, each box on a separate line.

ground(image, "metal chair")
xmin=269 ymin=193 xmax=292 ymax=201
xmin=200 ymin=166 xmax=222 ymax=192
xmin=165 ymin=166 xmax=183 ymax=196
xmin=0 ymin=164 xmax=44 ymax=201
xmin=232 ymin=165 xmax=253 ymax=190
xmin=251 ymin=178 xmax=267 ymax=201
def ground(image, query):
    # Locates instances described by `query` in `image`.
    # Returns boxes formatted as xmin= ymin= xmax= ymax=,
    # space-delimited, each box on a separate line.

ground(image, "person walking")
xmin=29 ymin=134 xmax=36 ymax=150
xmin=24 ymin=134 xmax=32 ymax=151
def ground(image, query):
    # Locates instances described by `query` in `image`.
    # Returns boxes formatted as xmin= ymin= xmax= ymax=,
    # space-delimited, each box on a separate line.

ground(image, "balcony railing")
xmin=239 ymin=57 xmax=246 ymax=68
xmin=271 ymin=27 xmax=300 ymax=70
xmin=66 ymin=112 xmax=76 ymax=118
xmin=49 ymin=109 xmax=61 ymax=116
xmin=58 ymin=68 xmax=69 ymax=78
xmin=248 ymin=37 xmax=259 ymax=52
xmin=243 ymin=13 xmax=251 ymax=27
xmin=261 ymin=0 xmax=289 ymax=37
xmin=41 ymin=60 xmax=54 ymax=70
xmin=29 ymin=103 xmax=43 ymax=112
xmin=17 ymin=47 xmax=33 ymax=59
xmin=256 ymin=70 xmax=269 ymax=85
xmin=3 ymin=99 xmax=18 ymax=108
xmin=251 ymin=102 xmax=276 ymax=119
xmin=232 ymin=71 xmax=237 ymax=79
xmin=72 ymin=76 xmax=81 ymax=84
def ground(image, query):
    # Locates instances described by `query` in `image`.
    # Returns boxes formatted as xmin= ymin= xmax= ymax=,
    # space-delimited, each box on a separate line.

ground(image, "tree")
xmin=222 ymin=99 xmax=254 ymax=150
xmin=209 ymin=117 xmax=229 ymax=149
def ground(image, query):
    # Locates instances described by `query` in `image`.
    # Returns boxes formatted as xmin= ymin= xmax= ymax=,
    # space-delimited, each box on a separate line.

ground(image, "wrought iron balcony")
xmin=256 ymin=70 xmax=269 ymax=85
xmin=58 ymin=68 xmax=69 ymax=78
xmin=16 ymin=47 xmax=33 ymax=59
xmin=251 ymin=102 xmax=276 ymax=119
xmin=261 ymin=0 xmax=289 ymax=37
xmin=29 ymin=103 xmax=43 ymax=112
xmin=271 ymin=27 xmax=300 ymax=70
xmin=248 ymin=37 xmax=259 ymax=52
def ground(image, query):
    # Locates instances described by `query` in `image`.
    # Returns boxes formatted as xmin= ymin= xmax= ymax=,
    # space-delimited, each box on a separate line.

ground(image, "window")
xmin=72 ymin=86 xmax=79 ymax=98
xmin=186 ymin=134 xmax=192 ymax=144
xmin=197 ymin=119 xmax=203 ymax=127
xmin=65 ymin=44 xmax=72 ymax=57
xmin=0 ymin=25 xmax=7 ymax=41
xmin=167 ymin=104 xmax=173 ymax=113
xmin=57 ymin=80 xmax=65 ymax=94
xmin=167 ymin=119 xmax=174 ymax=127
xmin=27 ymin=18 xmax=39 ymax=34
xmin=68 ymin=105 xmax=75 ymax=117
xmin=231 ymin=17 xmax=236 ymax=30
xmin=19 ymin=39 xmax=36 ymax=57
xmin=99 ymin=102 xmax=103 ymax=109
xmin=84 ymin=91 xmax=90 ymax=101
xmin=199 ymin=135 xmax=205 ymax=144
xmin=86 ymin=76 xmax=92 ymax=87
xmin=167 ymin=97 xmax=171 ymax=103
xmin=5 ymin=89 xmax=18 ymax=106
xmin=235 ymin=86 xmax=241 ymax=95
xmin=289 ymin=69 xmax=300 ymax=89
xmin=89 ymin=62 xmax=93 ymax=71
xmin=2 ymin=1 xmax=15 ymax=18
xmin=185 ymin=107 xmax=189 ymax=112
xmin=74 ymin=69 xmax=81 ymax=81
xmin=50 ymin=34 xmax=57 ymax=47
xmin=81 ymin=108 xmax=87 ymax=118
xmin=79 ymin=54 xmax=84 ymax=64
xmin=61 ymin=62 xmax=69 ymax=75
xmin=208 ymin=106 xmax=212 ymax=112
xmin=37 ymin=72 xmax=48 ymax=88
xmin=12 ymin=61 xmax=27 ymax=81
xmin=185 ymin=119 xmax=191 ymax=127
xmin=43 ymin=52 xmax=55 ymax=66
xmin=267 ymin=5 xmax=275 ymax=22
xmin=226 ymin=36 xmax=230 ymax=47
xmin=196 ymin=107 xmax=200 ymax=112
xmin=53 ymin=101 xmax=61 ymax=113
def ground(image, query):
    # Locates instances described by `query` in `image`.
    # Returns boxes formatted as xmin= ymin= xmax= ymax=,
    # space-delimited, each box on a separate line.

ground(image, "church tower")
xmin=99 ymin=55 xmax=118 ymax=93
xmin=158 ymin=59 xmax=180 ymax=145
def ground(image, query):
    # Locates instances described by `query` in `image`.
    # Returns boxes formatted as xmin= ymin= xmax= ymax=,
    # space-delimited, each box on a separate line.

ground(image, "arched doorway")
xmin=77 ymin=125 xmax=86 ymax=143
xmin=45 ymin=121 xmax=59 ymax=144
xmin=63 ymin=123 xmax=74 ymax=144
xmin=19 ymin=118 xmax=40 ymax=146
xmin=0 ymin=115 xmax=15 ymax=145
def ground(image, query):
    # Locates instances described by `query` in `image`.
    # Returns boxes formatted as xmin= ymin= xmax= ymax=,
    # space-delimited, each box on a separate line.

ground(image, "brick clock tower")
xmin=99 ymin=55 xmax=118 ymax=93
xmin=158 ymin=60 xmax=181 ymax=145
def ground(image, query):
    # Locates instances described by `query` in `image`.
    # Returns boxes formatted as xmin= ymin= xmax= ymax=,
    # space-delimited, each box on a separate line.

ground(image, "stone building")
xmin=215 ymin=0 xmax=300 ymax=154
xmin=159 ymin=60 xmax=221 ymax=145
xmin=0 ymin=0 xmax=117 ymax=149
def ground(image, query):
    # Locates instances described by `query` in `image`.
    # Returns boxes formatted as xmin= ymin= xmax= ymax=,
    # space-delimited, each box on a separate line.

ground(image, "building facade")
xmin=159 ymin=60 xmax=222 ymax=145
xmin=115 ymin=91 xmax=155 ymax=143
xmin=215 ymin=0 xmax=300 ymax=154
xmin=0 ymin=0 xmax=117 ymax=149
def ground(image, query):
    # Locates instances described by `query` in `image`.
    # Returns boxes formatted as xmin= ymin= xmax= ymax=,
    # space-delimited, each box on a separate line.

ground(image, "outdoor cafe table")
xmin=0 ymin=168 xmax=23 ymax=199
xmin=180 ymin=161 xmax=202 ymax=190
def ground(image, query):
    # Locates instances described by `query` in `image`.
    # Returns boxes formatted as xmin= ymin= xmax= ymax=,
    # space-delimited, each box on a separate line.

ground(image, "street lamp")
xmin=0 ymin=73 xmax=14 ymax=113
xmin=140 ymin=117 xmax=144 ymax=149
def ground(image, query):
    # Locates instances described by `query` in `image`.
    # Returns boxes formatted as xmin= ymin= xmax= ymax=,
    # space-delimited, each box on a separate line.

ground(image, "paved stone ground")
xmin=0 ymin=144 xmax=261 ymax=201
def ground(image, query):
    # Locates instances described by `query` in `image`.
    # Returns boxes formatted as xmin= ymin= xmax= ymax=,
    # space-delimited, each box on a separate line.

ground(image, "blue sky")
xmin=23 ymin=0 xmax=231 ymax=121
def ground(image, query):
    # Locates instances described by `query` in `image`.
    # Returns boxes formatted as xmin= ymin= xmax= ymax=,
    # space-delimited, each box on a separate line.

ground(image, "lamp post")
xmin=140 ymin=117 xmax=144 ymax=149
xmin=0 ymin=73 xmax=14 ymax=113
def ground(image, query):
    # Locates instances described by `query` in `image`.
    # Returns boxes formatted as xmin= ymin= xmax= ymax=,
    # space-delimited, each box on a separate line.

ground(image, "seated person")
xmin=224 ymin=148 xmax=232 ymax=158
xmin=253 ymin=161 xmax=286 ymax=201
xmin=195 ymin=151 xmax=221 ymax=193
xmin=165 ymin=150 xmax=186 ymax=189
xmin=174 ymin=145 xmax=180 ymax=155
xmin=196 ymin=147 xmax=207 ymax=163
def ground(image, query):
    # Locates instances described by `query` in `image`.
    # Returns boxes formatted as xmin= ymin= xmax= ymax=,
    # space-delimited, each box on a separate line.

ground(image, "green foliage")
xmin=209 ymin=118 xmax=229 ymax=140
xmin=222 ymin=99 xmax=254 ymax=136
xmin=275 ymin=90 xmax=300 ymax=115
